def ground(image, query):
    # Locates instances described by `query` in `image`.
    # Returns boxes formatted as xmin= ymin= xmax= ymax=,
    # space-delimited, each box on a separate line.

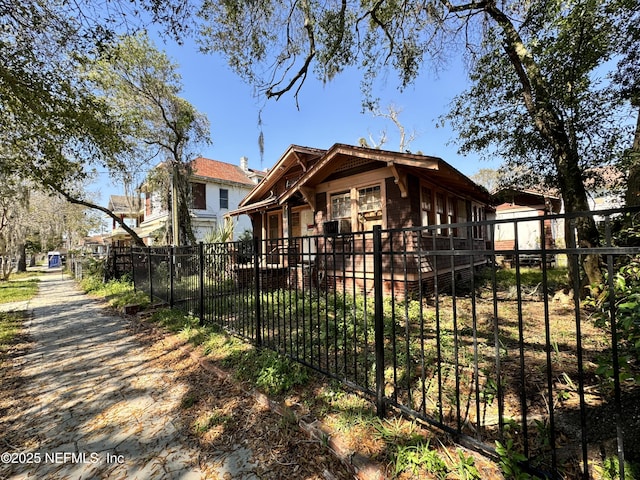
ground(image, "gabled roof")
xmin=232 ymin=143 xmax=491 ymax=216
xmin=280 ymin=143 xmax=488 ymax=204
xmin=108 ymin=195 xmax=141 ymax=214
xmin=80 ymin=234 xmax=106 ymax=246
xmin=492 ymin=188 xmax=562 ymax=213
xmin=236 ymin=145 xmax=325 ymax=211
xmin=493 ymin=188 xmax=562 ymax=213
xmin=190 ymin=157 xmax=257 ymax=186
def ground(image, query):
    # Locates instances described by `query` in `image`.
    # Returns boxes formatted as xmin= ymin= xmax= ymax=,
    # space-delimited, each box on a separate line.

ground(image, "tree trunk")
xmin=172 ymin=162 xmax=196 ymax=246
xmin=625 ymin=107 xmax=640 ymax=208
xmin=17 ymin=243 xmax=27 ymax=272
xmin=484 ymin=3 xmax=602 ymax=295
xmin=555 ymin=148 xmax=603 ymax=296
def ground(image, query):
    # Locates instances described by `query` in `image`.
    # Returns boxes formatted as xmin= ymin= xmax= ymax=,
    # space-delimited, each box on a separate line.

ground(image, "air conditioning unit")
xmin=322 ymin=220 xmax=339 ymax=236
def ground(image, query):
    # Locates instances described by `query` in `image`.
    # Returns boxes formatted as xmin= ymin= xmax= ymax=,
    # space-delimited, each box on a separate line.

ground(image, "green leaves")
xmin=495 ymin=439 xmax=532 ymax=480
xmin=85 ymin=31 xmax=211 ymax=245
xmin=590 ymin=255 xmax=640 ymax=386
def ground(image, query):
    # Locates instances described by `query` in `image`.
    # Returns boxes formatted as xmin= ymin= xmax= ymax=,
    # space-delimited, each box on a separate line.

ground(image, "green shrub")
xmin=226 ymin=348 xmax=309 ymax=395
xmin=79 ymin=275 xmax=104 ymax=293
xmin=85 ymin=257 xmax=105 ymax=277
xmin=589 ymin=256 xmax=640 ymax=386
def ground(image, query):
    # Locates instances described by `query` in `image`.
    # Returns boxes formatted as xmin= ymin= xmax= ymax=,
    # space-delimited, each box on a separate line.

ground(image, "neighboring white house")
xmin=492 ymin=189 xmax=563 ymax=265
xmin=108 ymin=157 xmax=264 ymax=246
xmin=106 ymin=195 xmax=144 ymax=247
xmin=140 ymin=156 xmax=265 ymax=244
xmin=493 ymin=168 xmax=624 ymax=255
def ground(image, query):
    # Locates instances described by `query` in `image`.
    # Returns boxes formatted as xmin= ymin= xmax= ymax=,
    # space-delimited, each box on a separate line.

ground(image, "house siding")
xmin=189 ymin=182 xmax=253 ymax=240
xmin=384 ymin=175 xmax=422 ymax=229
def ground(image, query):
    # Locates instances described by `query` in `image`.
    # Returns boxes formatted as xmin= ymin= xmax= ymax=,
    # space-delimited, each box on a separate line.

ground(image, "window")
xmin=191 ymin=183 xmax=206 ymax=210
xmin=358 ymin=186 xmax=381 ymax=212
xmin=457 ymin=199 xmax=468 ymax=238
xmin=357 ymin=185 xmax=382 ymax=230
xmin=472 ymin=205 xmax=484 ymax=239
xmin=219 ymin=188 xmax=228 ymax=209
xmin=436 ymin=193 xmax=445 ymax=234
xmin=447 ymin=197 xmax=456 ymax=236
xmin=420 ymin=186 xmax=432 ymax=229
xmin=331 ymin=191 xmax=352 ymax=233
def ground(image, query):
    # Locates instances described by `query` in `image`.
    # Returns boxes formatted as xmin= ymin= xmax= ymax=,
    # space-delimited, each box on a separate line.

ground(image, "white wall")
xmin=199 ymin=182 xmax=253 ymax=240
xmin=141 ymin=180 xmax=254 ymax=242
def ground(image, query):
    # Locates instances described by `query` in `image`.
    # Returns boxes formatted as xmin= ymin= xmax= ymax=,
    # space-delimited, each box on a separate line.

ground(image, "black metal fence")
xmin=117 ymin=207 xmax=640 ymax=479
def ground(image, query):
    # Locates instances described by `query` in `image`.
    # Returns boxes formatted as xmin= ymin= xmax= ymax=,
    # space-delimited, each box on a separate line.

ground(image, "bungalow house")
xmin=136 ymin=157 xmax=265 ymax=245
xmin=229 ymin=143 xmax=493 ymax=294
xmin=79 ymin=234 xmax=107 ymax=256
xmin=492 ymin=188 xmax=562 ymax=266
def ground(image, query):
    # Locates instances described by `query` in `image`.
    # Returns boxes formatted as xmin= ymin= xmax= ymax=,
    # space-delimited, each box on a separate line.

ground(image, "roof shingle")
xmin=190 ymin=157 xmax=255 ymax=186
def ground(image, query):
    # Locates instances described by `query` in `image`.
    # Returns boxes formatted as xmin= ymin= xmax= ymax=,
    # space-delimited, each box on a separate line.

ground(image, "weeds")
xmin=0 ymin=311 xmax=26 ymax=360
xmin=180 ymin=394 xmax=198 ymax=409
xmin=150 ymin=309 xmax=197 ymax=332
xmin=392 ymin=440 xmax=448 ymax=479
xmin=193 ymin=411 xmax=232 ymax=434
xmin=0 ymin=277 xmax=39 ymax=303
xmin=495 ymin=439 xmax=532 ymax=480
xmin=80 ymin=277 xmax=149 ymax=309
xmin=477 ymin=267 xmax=569 ymax=293
xmin=226 ymin=348 xmax=309 ymax=396
xmin=374 ymin=418 xmax=422 ymax=445
xmin=594 ymin=455 xmax=640 ymax=480
xmin=453 ymin=450 xmax=481 ymax=479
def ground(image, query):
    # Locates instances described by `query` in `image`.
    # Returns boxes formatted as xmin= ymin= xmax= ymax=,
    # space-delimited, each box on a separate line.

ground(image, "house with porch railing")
xmin=229 ymin=143 xmax=493 ymax=294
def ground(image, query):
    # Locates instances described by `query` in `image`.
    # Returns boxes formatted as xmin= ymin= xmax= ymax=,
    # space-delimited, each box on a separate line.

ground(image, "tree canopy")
xmin=2 ymin=0 xmax=638 ymax=262
xmin=1 ymin=2 xmax=206 ymax=247
xmin=86 ymin=32 xmax=211 ymax=246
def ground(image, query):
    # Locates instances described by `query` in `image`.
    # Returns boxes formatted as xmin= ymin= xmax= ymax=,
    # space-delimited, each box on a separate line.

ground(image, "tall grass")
xmin=80 ymin=275 xmax=150 ymax=309
xmin=0 ymin=277 xmax=39 ymax=304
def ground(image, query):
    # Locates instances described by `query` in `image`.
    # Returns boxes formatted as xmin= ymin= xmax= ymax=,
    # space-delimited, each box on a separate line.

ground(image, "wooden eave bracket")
xmin=388 ymin=164 xmax=408 ymax=198
xmin=292 ymin=151 xmax=308 ymax=172
xmin=298 ymin=186 xmax=316 ymax=210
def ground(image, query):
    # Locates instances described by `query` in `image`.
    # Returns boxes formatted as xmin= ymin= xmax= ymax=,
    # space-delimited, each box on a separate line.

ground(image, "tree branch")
xmin=46 ymin=184 xmax=146 ymax=247
xmin=266 ymin=8 xmax=316 ymax=101
xmin=441 ymin=0 xmax=487 ymax=13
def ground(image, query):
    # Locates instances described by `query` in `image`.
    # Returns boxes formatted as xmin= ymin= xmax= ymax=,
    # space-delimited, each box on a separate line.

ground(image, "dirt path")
xmin=0 ymin=271 xmax=355 ymax=479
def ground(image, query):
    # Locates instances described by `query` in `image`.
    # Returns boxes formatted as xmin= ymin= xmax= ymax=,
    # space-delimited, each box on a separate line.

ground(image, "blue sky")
xmin=92 ymin=33 xmax=501 ymax=205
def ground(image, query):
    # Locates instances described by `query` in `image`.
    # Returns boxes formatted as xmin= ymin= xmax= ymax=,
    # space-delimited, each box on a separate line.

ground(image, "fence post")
xmin=112 ymin=247 xmax=117 ymax=280
xmin=130 ymin=247 xmax=135 ymax=292
xmin=147 ymin=246 xmax=153 ymax=304
xmin=169 ymin=245 xmax=175 ymax=308
xmin=253 ymin=236 xmax=262 ymax=346
xmin=373 ymin=225 xmax=386 ymax=418
xmin=199 ymin=242 xmax=205 ymax=326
